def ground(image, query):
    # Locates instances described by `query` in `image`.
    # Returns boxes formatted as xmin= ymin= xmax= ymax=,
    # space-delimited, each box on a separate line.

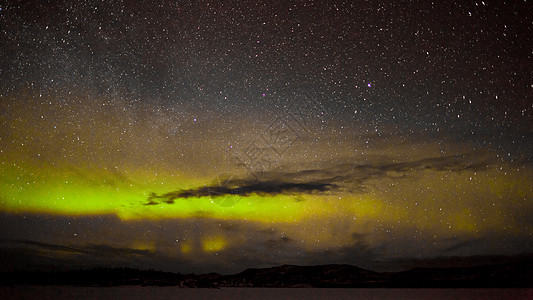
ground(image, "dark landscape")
xmin=2 ymin=256 xmax=532 ymax=288
xmin=1 ymin=2 xmax=532 ymax=299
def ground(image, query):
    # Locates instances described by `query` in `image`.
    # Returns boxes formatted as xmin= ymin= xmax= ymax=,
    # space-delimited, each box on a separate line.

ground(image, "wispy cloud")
xmin=0 ymin=239 xmax=158 ymax=272
xmin=145 ymin=153 xmax=492 ymax=205
xmin=144 ymin=180 xmax=334 ymax=205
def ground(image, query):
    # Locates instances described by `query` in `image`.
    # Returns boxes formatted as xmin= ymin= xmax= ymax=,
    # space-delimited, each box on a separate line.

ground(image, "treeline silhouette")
xmin=1 ymin=259 xmax=532 ymax=288
xmin=0 ymin=267 xmax=194 ymax=287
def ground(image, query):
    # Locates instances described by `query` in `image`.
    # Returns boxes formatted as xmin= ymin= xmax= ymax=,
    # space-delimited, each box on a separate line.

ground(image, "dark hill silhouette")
xmin=224 ymin=264 xmax=385 ymax=287
xmin=1 ymin=256 xmax=532 ymax=288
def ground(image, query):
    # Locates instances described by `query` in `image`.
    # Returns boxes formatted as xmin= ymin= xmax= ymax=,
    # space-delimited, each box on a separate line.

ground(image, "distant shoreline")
xmin=2 ymin=259 xmax=532 ymax=288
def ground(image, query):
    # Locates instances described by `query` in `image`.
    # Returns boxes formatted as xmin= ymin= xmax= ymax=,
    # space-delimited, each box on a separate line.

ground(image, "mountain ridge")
xmin=1 ymin=257 xmax=532 ymax=288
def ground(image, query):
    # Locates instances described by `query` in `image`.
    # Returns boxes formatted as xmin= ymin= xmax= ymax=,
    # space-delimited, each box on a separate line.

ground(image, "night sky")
xmin=1 ymin=0 xmax=532 ymax=274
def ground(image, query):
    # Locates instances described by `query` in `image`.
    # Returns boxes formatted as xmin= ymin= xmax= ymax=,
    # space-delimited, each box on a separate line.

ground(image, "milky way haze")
xmin=0 ymin=0 xmax=532 ymax=274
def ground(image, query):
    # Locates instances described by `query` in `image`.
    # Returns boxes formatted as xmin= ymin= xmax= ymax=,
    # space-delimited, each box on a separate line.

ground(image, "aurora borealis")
xmin=1 ymin=0 xmax=532 ymax=274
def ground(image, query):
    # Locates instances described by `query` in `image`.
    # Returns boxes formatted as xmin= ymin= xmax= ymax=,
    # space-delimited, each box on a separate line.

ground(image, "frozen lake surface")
xmin=1 ymin=286 xmax=532 ymax=300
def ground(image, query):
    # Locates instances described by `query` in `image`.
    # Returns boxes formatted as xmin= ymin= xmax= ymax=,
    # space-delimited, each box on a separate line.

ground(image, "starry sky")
xmin=0 ymin=0 xmax=532 ymax=274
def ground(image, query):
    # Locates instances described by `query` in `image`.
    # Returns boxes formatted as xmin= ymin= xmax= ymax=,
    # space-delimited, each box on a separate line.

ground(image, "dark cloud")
xmin=264 ymin=236 xmax=294 ymax=249
xmin=382 ymin=253 xmax=533 ymax=271
xmin=5 ymin=239 xmax=90 ymax=255
xmin=222 ymin=230 xmax=383 ymax=272
xmin=442 ymin=238 xmax=484 ymax=253
xmin=0 ymin=239 xmax=158 ymax=272
xmin=274 ymin=232 xmax=385 ymax=271
xmin=145 ymin=153 xmax=493 ymax=205
xmin=282 ymin=153 xmax=492 ymax=192
xmin=2 ymin=239 xmax=156 ymax=258
xmin=144 ymin=180 xmax=336 ymax=205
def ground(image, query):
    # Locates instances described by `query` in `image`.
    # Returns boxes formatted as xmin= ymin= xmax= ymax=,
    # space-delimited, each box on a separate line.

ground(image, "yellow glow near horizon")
xmin=202 ymin=236 xmax=226 ymax=252
xmin=180 ymin=242 xmax=193 ymax=255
